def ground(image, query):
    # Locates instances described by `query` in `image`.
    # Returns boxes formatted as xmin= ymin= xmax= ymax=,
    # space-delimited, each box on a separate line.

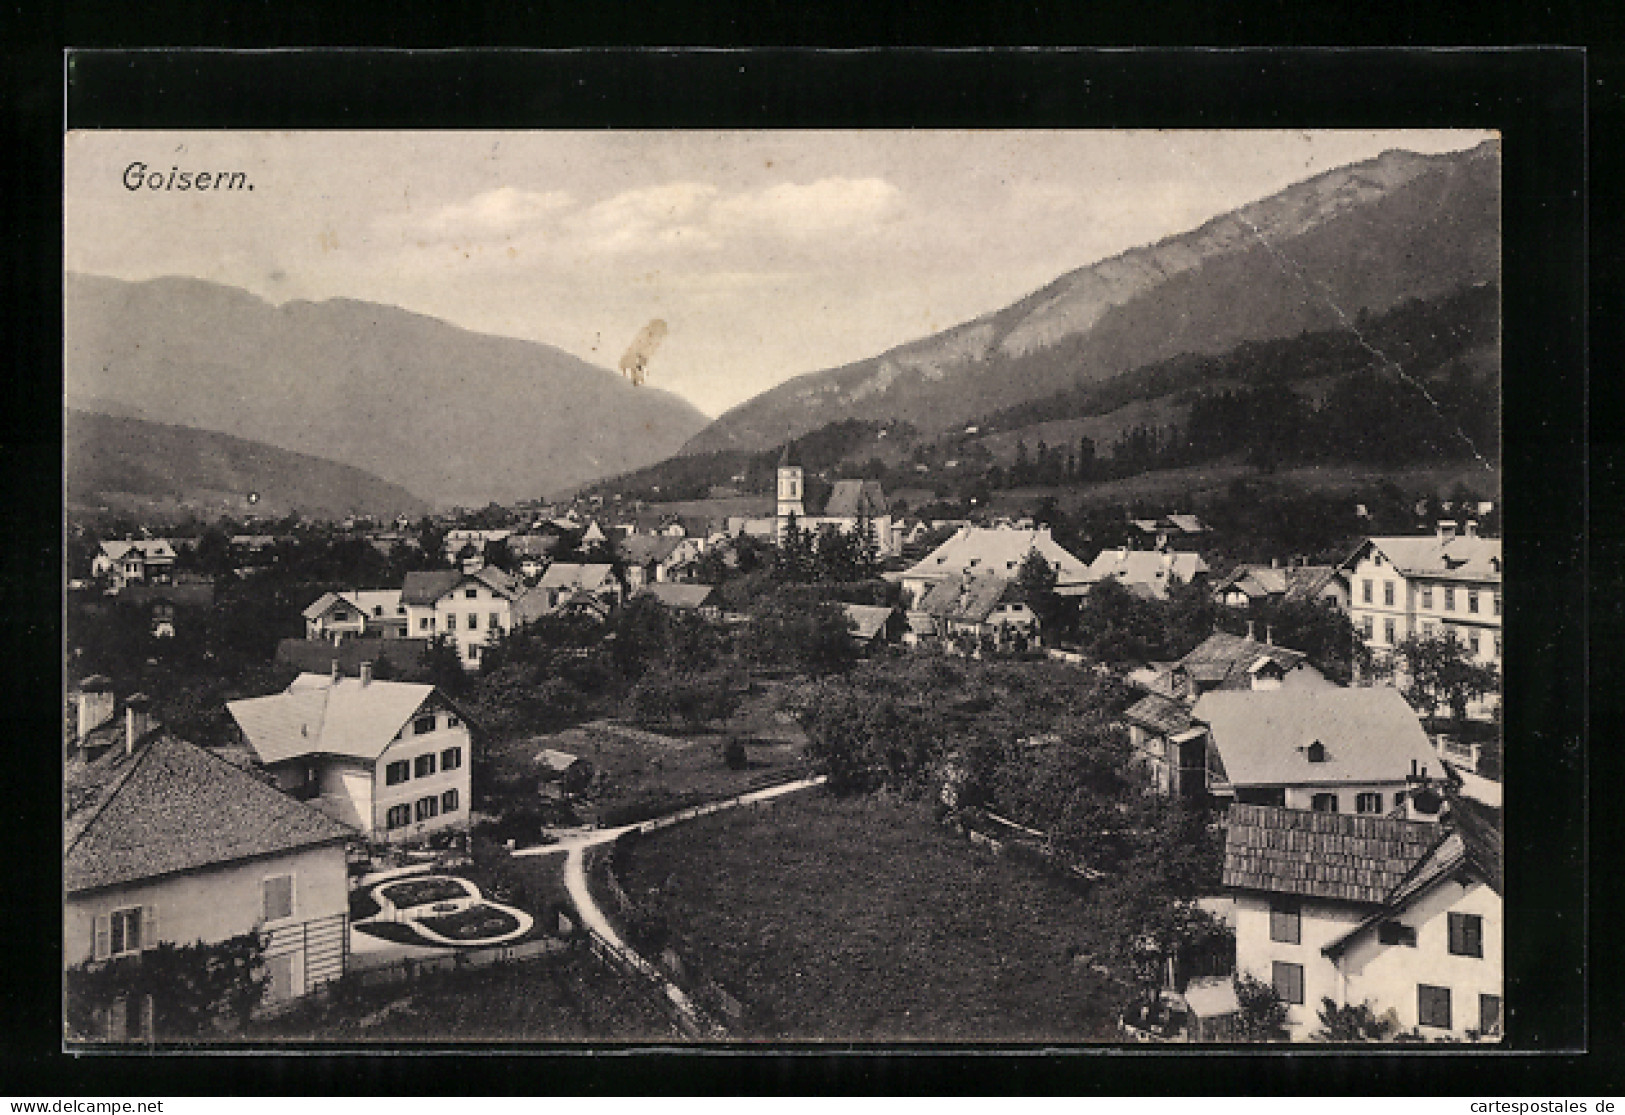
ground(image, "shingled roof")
xmin=1215 ymin=564 xmax=1344 ymax=603
xmin=1122 ymin=691 xmax=1195 ymax=736
xmin=1178 ymin=632 xmax=1309 ymax=690
xmin=1222 ymin=803 xmax=1443 ymax=905
xmin=914 ymin=572 xmax=1016 ymax=624
xmin=65 ymin=737 xmax=352 ymax=894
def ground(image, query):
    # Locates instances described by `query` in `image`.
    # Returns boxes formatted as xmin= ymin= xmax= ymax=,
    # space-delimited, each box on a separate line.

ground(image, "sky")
xmin=65 ymin=130 xmax=1493 ymax=418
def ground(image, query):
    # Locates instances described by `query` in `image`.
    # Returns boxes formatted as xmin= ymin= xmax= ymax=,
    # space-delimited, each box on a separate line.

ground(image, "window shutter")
xmin=93 ymin=915 xmax=111 ymax=961
xmin=142 ymin=905 xmax=159 ymax=949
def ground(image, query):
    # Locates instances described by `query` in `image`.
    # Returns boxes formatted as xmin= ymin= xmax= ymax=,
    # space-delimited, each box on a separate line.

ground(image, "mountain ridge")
xmin=681 ymin=140 xmax=1499 ymax=456
xmin=65 ymin=274 xmax=711 ymax=506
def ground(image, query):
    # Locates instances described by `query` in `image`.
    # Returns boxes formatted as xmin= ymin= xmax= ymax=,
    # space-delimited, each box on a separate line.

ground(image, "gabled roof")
xmin=841 ymin=603 xmax=898 ymax=641
xmin=535 ymin=748 xmax=585 ymax=771
xmin=401 ymin=566 xmax=520 ymax=606
xmin=65 ymin=737 xmax=352 ymax=894
xmin=537 ymin=563 xmax=616 ymax=592
xmin=899 ymin=526 xmax=1091 ymax=585
xmin=1191 ymin=687 xmax=1437 ymax=788
xmin=1123 ymin=691 xmax=1195 ymax=736
xmin=1222 ymin=803 xmax=1442 ymax=905
xmin=228 ymin=674 xmax=441 ymax=765
xmin=637 ymin=583 xmax=717 ymax=610
xmin=274 ymin=637 xmax=433 ymax=681
xmin=823 ymin=480 xmax=889 ymax=518
xmin=620 ymin=534 xmax=684 ymax=565
xmin=1345 ymin=534 xmax=1502 ymax=583
xmin=914 ymin=572 xmax=1016 ymax=625
xmin=1083 ymin=548 xmax=1210 ymax=599
xmin=1178 ymin=633 xmax=1309 ymax=691
xmin=99 ymin=539 xmax=177 ymax=562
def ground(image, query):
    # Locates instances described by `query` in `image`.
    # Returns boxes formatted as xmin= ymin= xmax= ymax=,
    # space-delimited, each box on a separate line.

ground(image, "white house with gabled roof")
xmin=892 ymin=525 xmax=1091 ymax=607
xmin=227 ymin=667 xmax=473 ymax=843
xmin=401 ymin=565 xmax=523 ymax=669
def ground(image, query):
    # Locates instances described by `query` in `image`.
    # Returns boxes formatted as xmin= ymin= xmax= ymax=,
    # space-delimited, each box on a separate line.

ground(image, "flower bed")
xmin=418 ymin=904 xmax=524 ymax=942
xmin=380 ymin=877 xmax=472 ymax=909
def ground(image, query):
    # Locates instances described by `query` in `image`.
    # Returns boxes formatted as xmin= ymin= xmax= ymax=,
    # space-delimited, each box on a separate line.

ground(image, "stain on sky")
xmin=619 ymin=319 xmax=668 ymax=387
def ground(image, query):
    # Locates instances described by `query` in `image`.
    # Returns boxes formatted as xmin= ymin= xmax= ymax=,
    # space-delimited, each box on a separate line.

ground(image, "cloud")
xmin=571 ymin=182 xmax=721 ymax=252
xmin=393 ymin=187 xmax=575 ymax=240
xmin=712 ymin=177 xmax=902 ymax=238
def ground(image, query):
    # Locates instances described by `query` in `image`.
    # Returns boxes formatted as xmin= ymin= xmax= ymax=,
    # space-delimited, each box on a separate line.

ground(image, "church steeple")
xmin=776 ymin=439 xmax=805 ymax=527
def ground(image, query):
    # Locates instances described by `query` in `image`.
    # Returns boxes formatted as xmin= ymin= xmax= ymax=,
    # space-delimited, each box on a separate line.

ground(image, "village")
xmin=64 ymin=444 xmax=1504 ymax=1045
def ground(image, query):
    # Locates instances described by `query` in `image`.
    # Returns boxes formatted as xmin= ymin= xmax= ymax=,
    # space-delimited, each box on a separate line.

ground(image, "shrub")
xmin=1233 ymin=972 xmax=1290 ymax=1042
xmin=65 ymin=932 xmax=269 ymax=1042
xmin=1313 ymin=998 xmax=1398 ymax=1042
xmin=723 ymin=738 xmax=749 ymax=770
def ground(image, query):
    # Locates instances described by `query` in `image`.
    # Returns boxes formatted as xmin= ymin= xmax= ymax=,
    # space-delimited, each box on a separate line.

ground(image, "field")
xmin=483 ymin=680 xmax=811 ymax=824
xmin=616 ymin=791 xmax=1129 ymax=1041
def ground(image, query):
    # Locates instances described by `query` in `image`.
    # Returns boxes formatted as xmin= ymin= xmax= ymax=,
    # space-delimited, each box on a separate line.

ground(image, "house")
xmin=1082 ymin=548 xmax=1210 ymax=601
xmin=1342 ymin=523 xmax=1502 ymax=708
xmin=619 ymin=534 xmax=685 ymax=590
xmin=1193 ymin=686 xmax=1445 ymax=817
xmin=442 ymin=528 xmax=512 ymax=565
xmin=534 ymin=748 xmax=595 ymax=796
xmin=91 ymin=540 xmax=176 ymax=590
xmin=841 ymin=603 xmax=906 ymax=649
xmin=401 ymin=565 xmax=525 ymax=669
xmin=893 ymin=525 xmax=1092 ymax=606
xmin=303 ymin=589 xmax=408 ymax=643
xmin=910 ymin=572 xmax=1040 ymax=652
xmin=506 ymin=533 xmax=562 ymax=580
xmin=117 ymin=575 xmax=216 ymax=637
xmin=636 ymin=582 xmax=722 ymax=621
xmin=274 ymin=637 xmax=433 ymax=682
xmin=534 ymin=563 xmax=621 ymax=613
xmin=227 ymin=666 xmax=473 ymax=843
xmin=1214 ymin=561 xmax=1349 ymax=611
xmin=1122 ymin=631 xmax=1330 ymax=798
xmin=65 ymin=731 xmax=353 ymax=1034
xmin=1224 ymin=802 xmax=1501 ymax=1040
xmin=1129 ymin=514 xmax=1210 ymax=552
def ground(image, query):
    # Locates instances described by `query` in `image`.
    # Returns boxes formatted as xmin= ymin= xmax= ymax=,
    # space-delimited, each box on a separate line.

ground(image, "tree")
xmin=745 ymin=592 xmax=857 ymax=677
xmin=1392 ymin=632 xmax=1501 ymax=732
xmin=1233 ymin=972 xmax=1290 ymax=1042
xmin=420 ymin=634 xmax=471 ymax=696
xmin=65 ymin=932 xmax=269 ymax=1042
xmin=1313 ymin=998 xmax=1398 ymax=1042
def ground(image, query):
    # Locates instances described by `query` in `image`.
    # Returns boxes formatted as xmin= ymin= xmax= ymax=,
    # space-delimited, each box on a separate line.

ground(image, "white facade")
xmin=404 ymin=582 xmax=514 ymax=668
xmin=1233 ymin=892 xmax=1366 ymax=1038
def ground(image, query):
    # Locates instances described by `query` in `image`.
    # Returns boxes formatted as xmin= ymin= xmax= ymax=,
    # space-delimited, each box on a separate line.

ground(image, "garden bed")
xmin=380 ymin=877 xmax=472 ymax=909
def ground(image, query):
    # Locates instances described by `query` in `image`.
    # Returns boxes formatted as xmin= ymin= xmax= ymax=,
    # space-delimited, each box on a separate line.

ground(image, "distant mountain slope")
xmin=66 ymin=409 xmax=431 ymax=520
xmin=682 ymin=140 xmax=1499 ymax=456
xmin=65 ymin=275 xmax=711 ymax=506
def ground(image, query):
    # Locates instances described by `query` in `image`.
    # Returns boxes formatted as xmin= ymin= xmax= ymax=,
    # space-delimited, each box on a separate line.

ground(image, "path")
xmin=513 ymin=774 xmax=827 ymax=1035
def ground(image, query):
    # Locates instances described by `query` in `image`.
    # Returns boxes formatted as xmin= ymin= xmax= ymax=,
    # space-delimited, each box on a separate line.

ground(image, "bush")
xmin=723 ymin=738 xmax=749 ymax=770
xmin=1233 ymin=972 xmax=1290 ymax=1042
xmin=65 ymin=933 xmax=268 ymax=1042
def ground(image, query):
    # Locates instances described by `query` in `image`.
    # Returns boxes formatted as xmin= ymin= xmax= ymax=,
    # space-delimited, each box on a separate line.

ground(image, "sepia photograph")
xmin=63 ymin=126 xmax=1506 ymax=1047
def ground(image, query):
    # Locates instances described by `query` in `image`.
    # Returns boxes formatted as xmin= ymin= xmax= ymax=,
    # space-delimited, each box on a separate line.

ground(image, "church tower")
xmin=776 ymin=440 xmax=805 ymax=530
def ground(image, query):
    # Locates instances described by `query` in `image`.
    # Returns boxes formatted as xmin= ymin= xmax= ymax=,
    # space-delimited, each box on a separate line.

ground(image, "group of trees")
xmin=773 ymin=513 xmax=881 ymax=584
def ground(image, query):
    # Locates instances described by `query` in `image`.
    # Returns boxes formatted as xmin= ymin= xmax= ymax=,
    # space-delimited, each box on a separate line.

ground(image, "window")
xmin=110 ymin=907 xmax=144 ymax=956
xmin=1269 ymin=900 xmax=1301 ymax=944
xmin=1378 ymin=920 xmax=1417 ymax=947
xmin=1468 ymin=591 xmax=1479 ymax=614
xmin=468 ymin=645 xmax=482 ymax=661
xmin=386 ymin=804 xmax=411 ymax=829
xmin=262 ymin=874 xmax=294 ymax=922
xmin=1356 ymin=792 xmax=1383 ymax=814
xmin=1272 ymin=961 xmax=1305 ymax=1005
xmin=1362 ymin=579 xmax=1373 ymax=604
xmin=1495 ymin=634 xmax=1503 ymax=658
xmin=1421 ymin=586 xmax=1434 ymax=609
xmin=441 ymin=746 xmax=462 ymax=771
xmin=1383 ymin=581 xmax=1395 ymax=606
xmin=1494 ymin=592 xmax=1502 ymax=617
xmin=467 ymin=612 xmax=479 ymax=631
xmin=1444 ymin=587 xmax=1456 ymax=611
xmin=446 ymin=613 xmax=457 ymax=632
xmin=446 ymin=713 xmax=461 ymax=729
xmin=1422 ymin=621 xmax=1435 ymax=637
xmin=413 ymin=714 xmax=436 ymax=735
xmin=441 ymin=788 xmax=459 ymax=813
xmin=465 ymin=587 xmax=478 ymax=599
xmin=1361 ymin=616 xmax=1374 ymax=639
xmin=416 ymin=795 xmax=440 ymax=822
xmin=385 ymin=759 xmax=410 ymax=785
xmin=1479 ymin=994 xmax=1503 ymax=1035
xmin=1448 ymin=912 xmax=1484 ymax=958
xmin=1311 ymin=793 xmax=1339 ymax=813
xmin=489 ymin=612 xmax=501 ymax=630
xmin=1468 ymin=631 xmax=1481 ymax=655
xmin=415 ymin=752 xmax=437 ymax=778
xmin=1418 ymin=984 xmax=1452 ymax=1029
xmin=420 ymin=617 xmax=432 ymax=631
xmin=1383 ymin=618 xmax=1395 ymax=645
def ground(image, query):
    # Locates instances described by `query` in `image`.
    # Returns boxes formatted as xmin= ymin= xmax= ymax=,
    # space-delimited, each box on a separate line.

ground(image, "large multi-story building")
xmin=1343 ymin=522 xmax=1502 ymax=712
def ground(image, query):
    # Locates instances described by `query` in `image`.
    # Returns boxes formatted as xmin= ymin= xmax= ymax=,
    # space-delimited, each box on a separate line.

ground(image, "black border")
xmin=10 ymin=46 xmax=1596 ymax=1095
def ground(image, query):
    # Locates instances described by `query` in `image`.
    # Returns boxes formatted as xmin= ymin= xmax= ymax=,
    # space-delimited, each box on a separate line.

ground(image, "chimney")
xmin=1437 ymin=520 xmax=1458 ymax=544
xmin=1271 ymin=557 xmax=1280 ymax=569
xmin=76 ymin=676 xmax=115 ymax=742
xmin=1463 ymin=520 xmax=1479 ymax=539
xmin=1265 ymin=625 xmax=1273 ymax=646
xmin=1245 ymin=619 xmax=1256 ymax=641
xmin=360 ymin=661 xmax=373 ymax=687
xmin=124 ymin=693 xmax=150 ymax=756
